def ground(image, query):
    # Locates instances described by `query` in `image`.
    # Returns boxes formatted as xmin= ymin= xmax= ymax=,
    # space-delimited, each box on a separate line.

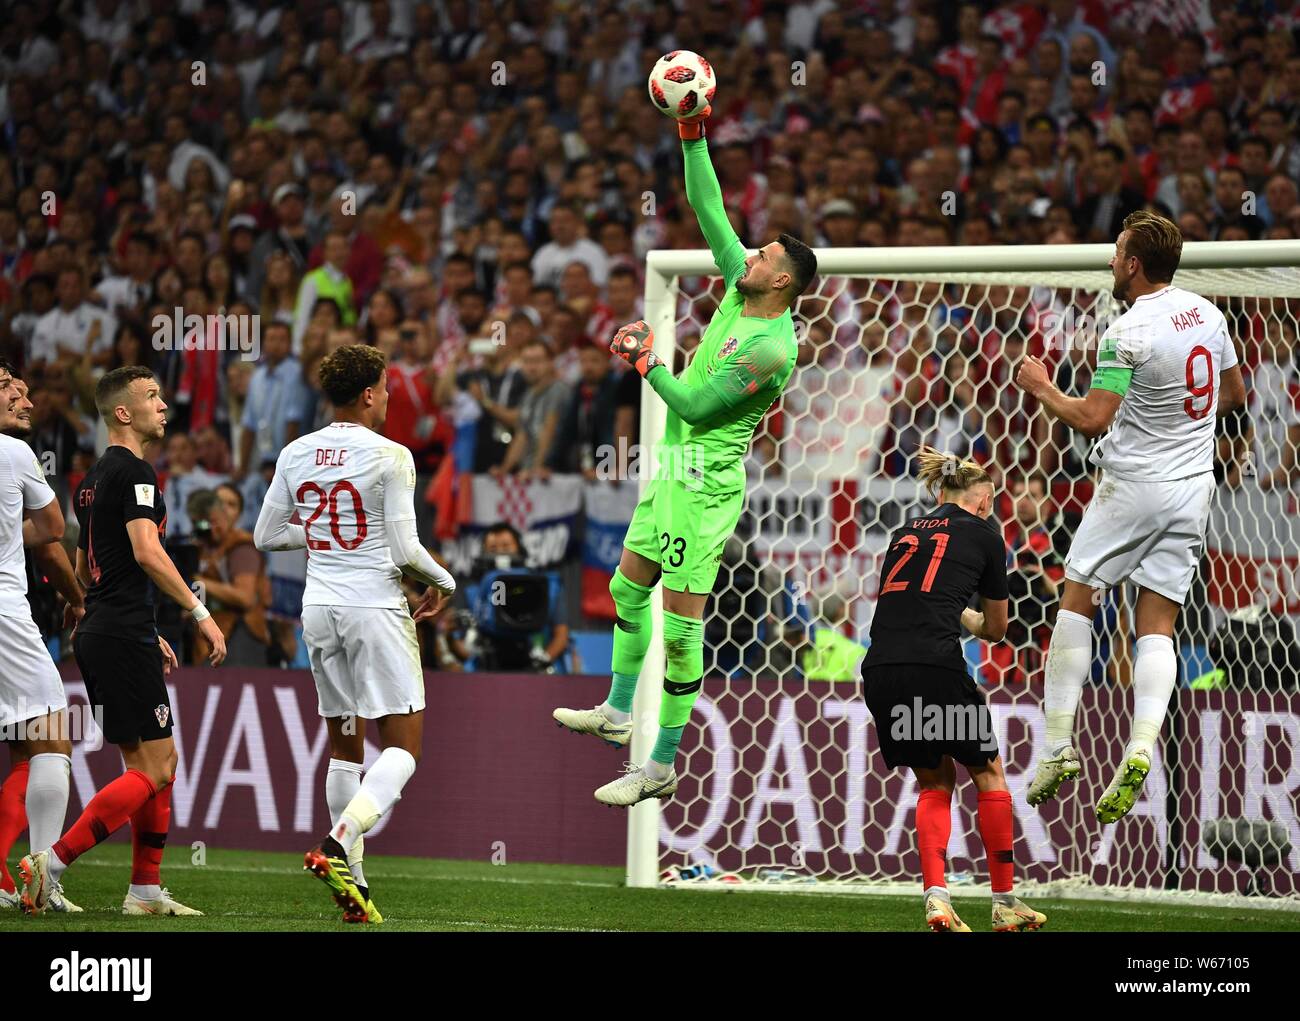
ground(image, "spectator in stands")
xmin=531 ymin=203 xmax=609 ymax=288
xmin=163 ymin=432 xmax=228 ymax=542
xmin=187 ymin=488 xmax=270 ymax=668
xmin=1075 ymin=143 xmax=1146 ymax=243
xmin=1251 ymin=318 xmax=1300 ymax=493
xmin=293 ymin=229 xmax=357 ymax=354
xmin=29 ymin=266 xmax=115 ymax=369
xmin=247 ymin=182 xmax=311 ymax=302
xmin=492 ymin=339 xmax=570 ymax=480
xmin=551 ymin=340 xmax=619 ymax=478
xmin=93 ymin=231 xmax=158 ymax=320
xmin=237 ymin=321 xmax=307 ymax=480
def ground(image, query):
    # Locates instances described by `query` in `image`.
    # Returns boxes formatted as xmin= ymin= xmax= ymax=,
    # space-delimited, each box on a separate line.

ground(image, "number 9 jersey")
xmin=263 ymin=421 xmax=417 ymax=611
xmin=1089 ymin=284 xmax=1239 ymax=482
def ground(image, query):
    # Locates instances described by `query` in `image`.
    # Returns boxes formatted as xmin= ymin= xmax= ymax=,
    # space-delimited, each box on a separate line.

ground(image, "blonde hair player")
xmin=1013 ymin=210 xmax=1246 ymax=823
xmin=862 ymin=446 xmax=1046 ymax=932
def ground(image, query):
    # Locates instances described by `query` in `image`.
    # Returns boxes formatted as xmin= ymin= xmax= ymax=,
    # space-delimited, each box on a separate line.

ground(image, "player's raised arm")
xmin=1014 ymin=349 xmax=1123 ymax=439
xmin=680 ymin=111 xmax=747 ymax=289
xmin=253 ymin=450 xmax=307 ymax=551
xmin=611 ymin=320 xmax=786 ymax=423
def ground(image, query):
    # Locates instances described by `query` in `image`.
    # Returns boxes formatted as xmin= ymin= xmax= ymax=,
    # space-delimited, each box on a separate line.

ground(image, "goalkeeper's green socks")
xmin=601 ymin=569 xmax=655 ymax=723
xmin=645 ymin=611 xmax=703 ymax=781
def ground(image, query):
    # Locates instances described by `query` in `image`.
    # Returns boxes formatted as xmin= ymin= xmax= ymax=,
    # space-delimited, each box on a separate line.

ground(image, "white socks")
xmin=26 ymin=753 xmax=70 ymax=854
xmin=129 ymin=884 xmax=161 ymax=900
xmin=644 ymin=759 xmax=672 ymax=782
xmin=331 ymin=747 xmax=416 ymax=855
xmin=326 ymin=758 xmax=367 ymax=888
xmin=1043 ymin=609 xmax=1092 ymax=754
xmin=1129 ymin=634 xmax=1177 ymax=758
xmin=600 ymin=703 xmax=631 ymax=725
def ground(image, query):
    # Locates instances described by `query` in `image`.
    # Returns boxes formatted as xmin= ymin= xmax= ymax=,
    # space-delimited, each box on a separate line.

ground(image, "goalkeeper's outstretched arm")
xmin=682 ymin=137 xmax=746 ymax=289
xmin=613 ymin=319 xmax=786 ymax=425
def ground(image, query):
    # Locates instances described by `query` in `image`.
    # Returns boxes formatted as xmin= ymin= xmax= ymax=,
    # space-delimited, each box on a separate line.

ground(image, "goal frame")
xmin=629 ymin=240 xmax=1300 ymax=902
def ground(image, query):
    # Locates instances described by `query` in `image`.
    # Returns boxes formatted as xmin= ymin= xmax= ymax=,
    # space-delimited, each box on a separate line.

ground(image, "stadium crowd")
xmin=1 ymin=0 xmax=1299 ymax=679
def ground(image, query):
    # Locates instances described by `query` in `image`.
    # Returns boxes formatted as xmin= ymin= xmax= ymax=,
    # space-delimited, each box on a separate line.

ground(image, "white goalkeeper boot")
xmin=1096 ymin=748 xmax=1151 ymax=824
xmin=553 ymin=705 xmax=633 ymax=748
xmin=594 ymin=764 xmax=678 ymax=807
xmin=1026 ymin=745 xmax=1081 ymax=807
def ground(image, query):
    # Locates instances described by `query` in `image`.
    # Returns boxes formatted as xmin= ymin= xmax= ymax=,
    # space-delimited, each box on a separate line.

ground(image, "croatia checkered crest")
xmin=648 ymin=50 xmax=716 ymax=120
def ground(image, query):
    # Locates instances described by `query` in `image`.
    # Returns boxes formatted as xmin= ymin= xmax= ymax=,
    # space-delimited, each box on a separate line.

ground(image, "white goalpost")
xmin=629 ymin=240 xmax=1300 ymax=908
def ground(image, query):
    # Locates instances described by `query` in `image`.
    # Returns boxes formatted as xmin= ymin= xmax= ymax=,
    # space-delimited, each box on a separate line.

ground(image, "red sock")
xmin=0 ymin=762 xmax=31 ymax=893
xmin=978 ymin=789 xmax=1015 ymax=894
xmin=52 ymin=769 xmax=157 ymax=869
xmin=916 ymin=789 xmax=952 ymax=890
xmin=130 ymin=779 xmax=172 ymax=886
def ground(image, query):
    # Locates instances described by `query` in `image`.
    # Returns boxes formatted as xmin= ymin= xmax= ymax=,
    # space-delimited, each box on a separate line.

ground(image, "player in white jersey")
xmin=1013 ymin=211 xmax=1246 ymax=823
xmin=0 ymin=360 xmax=85 ymax=912
xmin=254 ymin=344 xmax=455 ymax=923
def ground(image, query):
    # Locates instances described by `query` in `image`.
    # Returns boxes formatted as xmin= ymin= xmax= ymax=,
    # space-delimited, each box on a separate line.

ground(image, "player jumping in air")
xmin=20 ymin=366 xmax=227 ymax=915
xmin=552 ymin=99 xmax=818 ymax=806
xmin=0 ymin=363 xmax=85 ymax=913
xmin=863 ymin=447 xmax=1047 ymax=933
xmin=255 ymin=344 xmax=456 ymax=923
xmin=1015 ymin=210 xmax=1246 ymax=823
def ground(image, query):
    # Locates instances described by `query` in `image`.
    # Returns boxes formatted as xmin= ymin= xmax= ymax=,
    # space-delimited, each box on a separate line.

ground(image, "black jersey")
xmin=863 ymin=502 xmax=1009 ymax=673
xmin=75 ymin=445 xmax=168 ymax=643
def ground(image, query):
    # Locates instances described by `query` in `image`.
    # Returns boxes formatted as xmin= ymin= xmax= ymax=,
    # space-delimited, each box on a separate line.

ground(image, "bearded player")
xmin=255 ymin=344 xmax=456 ymax=923
xmin=0 ymin=364 xmax=84 ymax=913
xmin=1014 ymin=211 xmax=1246 ymax=822
xmin=553 ymin=98 xmax=817 ymax=805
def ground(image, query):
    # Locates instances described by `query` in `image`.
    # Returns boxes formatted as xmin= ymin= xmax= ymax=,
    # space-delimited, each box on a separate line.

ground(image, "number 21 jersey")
xmin=264 ymin=422 xmax=418 ymax=610
xmin=864 ymin=503 xmax=1008 ymax=674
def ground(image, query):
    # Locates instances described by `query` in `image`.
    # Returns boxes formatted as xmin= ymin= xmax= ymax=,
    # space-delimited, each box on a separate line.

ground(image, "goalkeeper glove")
xmin=610 ymin=319 xmax=662 ymax=377
xmin=677 ymin=101 xmax=713 ymax=141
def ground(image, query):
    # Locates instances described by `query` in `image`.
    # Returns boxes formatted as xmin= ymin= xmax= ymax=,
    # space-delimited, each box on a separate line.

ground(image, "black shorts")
xmin=73 ymin=632 xmax=172 ymax=746
xmin=862 ymin=663 xmax=998 ymax=770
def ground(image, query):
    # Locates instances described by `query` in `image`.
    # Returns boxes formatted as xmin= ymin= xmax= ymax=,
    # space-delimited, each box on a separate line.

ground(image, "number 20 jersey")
xmin=1090 ymin=285 xmax=1239 ymax=482
xmin=264 ymin=422 xmax=418 ymax=610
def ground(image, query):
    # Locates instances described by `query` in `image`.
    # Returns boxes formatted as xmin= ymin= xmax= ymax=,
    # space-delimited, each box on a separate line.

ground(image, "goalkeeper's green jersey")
xmin=648 ymin=139 xmax=798 ymax=495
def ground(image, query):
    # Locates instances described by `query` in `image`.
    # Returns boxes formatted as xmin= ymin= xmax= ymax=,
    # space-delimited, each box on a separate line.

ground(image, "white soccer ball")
xmin=647 ymin=50 xmax=716 ymax=120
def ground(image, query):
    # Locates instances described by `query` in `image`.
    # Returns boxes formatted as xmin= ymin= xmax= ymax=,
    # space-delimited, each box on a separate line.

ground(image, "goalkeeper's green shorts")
xmin=623 ymin=478 xmax=744 ymax=594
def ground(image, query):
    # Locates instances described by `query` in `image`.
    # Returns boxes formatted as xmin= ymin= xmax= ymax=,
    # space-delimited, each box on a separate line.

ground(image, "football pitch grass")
xmin=3 ymin=843 xmax=1300 ymax=932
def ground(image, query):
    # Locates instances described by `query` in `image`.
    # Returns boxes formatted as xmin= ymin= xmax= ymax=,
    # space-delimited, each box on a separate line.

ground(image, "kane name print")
xmin=1170 ymin=307 xmax=1205 ymax=332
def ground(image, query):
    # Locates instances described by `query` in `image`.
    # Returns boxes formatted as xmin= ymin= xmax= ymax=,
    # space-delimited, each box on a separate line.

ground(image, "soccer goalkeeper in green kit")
xmin=553 ymin=101 xmax=818 ymax=806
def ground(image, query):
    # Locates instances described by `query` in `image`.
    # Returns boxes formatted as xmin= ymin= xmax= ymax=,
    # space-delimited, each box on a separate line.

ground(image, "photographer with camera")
xmin=441 ymin=522 xmax=570 ymax=673
xmin=187 ymin=488 xmax=271 ymax=667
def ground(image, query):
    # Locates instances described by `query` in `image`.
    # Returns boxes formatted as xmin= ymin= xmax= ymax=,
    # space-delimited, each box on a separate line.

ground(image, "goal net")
xmin=628 ymin=241 xmax=1300 ymax=907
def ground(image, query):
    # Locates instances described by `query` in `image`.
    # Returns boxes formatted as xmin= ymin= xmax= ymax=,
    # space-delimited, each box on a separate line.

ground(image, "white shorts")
xmin=0 ymin=612 xmax=67 ymax=729
xmin=1065 ymin=471 xmax=1215 ymax=604
xmin=301 ymin=604 xmax=424 ymax=719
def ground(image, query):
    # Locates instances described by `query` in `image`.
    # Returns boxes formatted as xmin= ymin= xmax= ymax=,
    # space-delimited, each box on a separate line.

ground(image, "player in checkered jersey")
xmin=254 ymin=344 xmax=456 ymax=923
xmin=1014 ymin=211 xmax=1246 ymax=823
